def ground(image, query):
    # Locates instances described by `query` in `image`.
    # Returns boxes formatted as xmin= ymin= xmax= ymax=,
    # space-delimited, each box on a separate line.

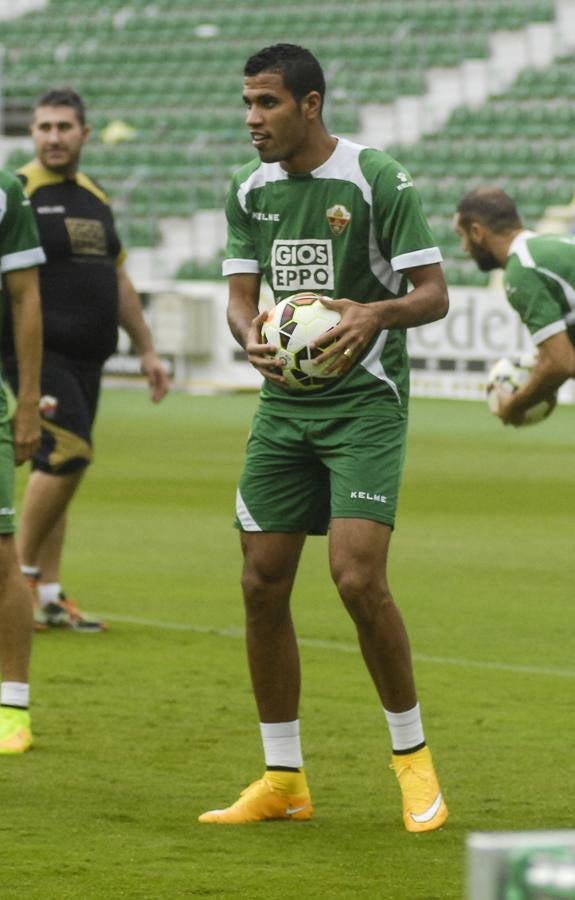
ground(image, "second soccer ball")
xmin=485 ymin=353 xmax=557 ymax=425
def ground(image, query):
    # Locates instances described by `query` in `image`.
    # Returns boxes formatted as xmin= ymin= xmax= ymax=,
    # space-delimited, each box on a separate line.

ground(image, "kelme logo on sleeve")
xmin=271 ymin=239 xmax=334 ymax=291
xmin=396 ymin=172 xmax=414 ymax=191
xmin=326 ymin=204 xmax=351 ymax=236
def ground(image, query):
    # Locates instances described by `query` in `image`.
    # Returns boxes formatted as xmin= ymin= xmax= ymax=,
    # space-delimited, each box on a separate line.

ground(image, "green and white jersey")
xmin=505 ymin=230 xmax=575 ymax=346
xmin=0 ymin=169 xmax=45 ymax=390
xmin=223 ymin=137 xmax=441 ymax=417
xmin=0 ymin=170 xmax=45 ymax=278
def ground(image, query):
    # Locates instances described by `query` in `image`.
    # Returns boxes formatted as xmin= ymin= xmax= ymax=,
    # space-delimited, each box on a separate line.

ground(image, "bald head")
xmin=454 ymin=187 xmax=525 ymax=272
xmin=456 ymin=187 xmax=523 ymax=234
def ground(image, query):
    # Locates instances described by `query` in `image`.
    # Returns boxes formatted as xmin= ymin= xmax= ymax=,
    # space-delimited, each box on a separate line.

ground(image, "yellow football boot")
xmin=199 ymin=770 xmax=312 ymax=824
xmin=0 ymin=707 xmax=33 ymax=754
xmin=390 ymin=745 xmax=448 ymax=833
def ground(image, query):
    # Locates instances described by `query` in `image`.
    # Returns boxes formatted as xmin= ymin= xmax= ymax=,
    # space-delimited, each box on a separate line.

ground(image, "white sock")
xmin=1 ymin=681 xmax=30 ymax=709
xmin=260 ymin=720 xmax=304 ymax=769
xmin=38 ymin=582 xmax=62 ymax=608
xmin=20 ymin=565 xmax=40 ymax=579
xmin=384 ymin=702 xmax=425 ymax=753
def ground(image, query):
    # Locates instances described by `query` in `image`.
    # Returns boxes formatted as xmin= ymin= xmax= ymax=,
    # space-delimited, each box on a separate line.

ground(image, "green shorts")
xmin=235 ymin=410 xmax=408 ymax=534
xmin=0 ymin=402 xmax=16 ymax=535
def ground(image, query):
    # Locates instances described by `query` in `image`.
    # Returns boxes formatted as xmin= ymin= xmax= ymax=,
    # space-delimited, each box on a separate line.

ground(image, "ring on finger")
xmin=343 ymin=347 xmax=353 ymax=359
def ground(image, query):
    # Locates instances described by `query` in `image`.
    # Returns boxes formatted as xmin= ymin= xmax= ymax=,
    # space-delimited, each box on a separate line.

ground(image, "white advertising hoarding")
xmin=408 ymin=286 xmax=574 ymax=402
xmin=408 ymin=286 xmax=532 ymax=400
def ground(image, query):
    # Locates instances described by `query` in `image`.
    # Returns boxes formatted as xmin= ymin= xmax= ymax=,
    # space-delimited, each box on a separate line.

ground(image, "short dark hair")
xmin=34 ymin=87 xmax=86 ymax=125
xmin=244 ymin=43 xmax=326 ymax=108
xmin=456 ymin=187 xmax=522 ymax=233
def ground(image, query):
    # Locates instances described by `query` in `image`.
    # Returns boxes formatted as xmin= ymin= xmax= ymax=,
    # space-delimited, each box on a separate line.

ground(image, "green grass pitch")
xmin=4 ymin=389 xmax=574 ymax=899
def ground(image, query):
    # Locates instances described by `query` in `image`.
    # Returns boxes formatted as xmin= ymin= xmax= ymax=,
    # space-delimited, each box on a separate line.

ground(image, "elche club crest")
xmin=326 ymin=204 xmax=351 ymax=236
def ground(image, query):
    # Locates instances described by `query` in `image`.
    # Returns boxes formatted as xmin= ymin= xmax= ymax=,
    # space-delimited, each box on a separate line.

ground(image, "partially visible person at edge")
xmin=455 ymin=186 xmax=575 ymax=425
xmin=197 ymin=44 xmax=450 ymax=833
xmin=0 ymin=167 xmax=44 ymax=751
xmin=2 ymin=88 xmax=170 ymax=633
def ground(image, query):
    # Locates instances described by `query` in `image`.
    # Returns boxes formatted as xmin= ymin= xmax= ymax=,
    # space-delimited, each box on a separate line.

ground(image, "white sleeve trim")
xmin=222 ymin=258 xmax=260 ymax=277
xmin=1 ymin=246 xmax=46 ymax=273
xmin=391 ymin=247 xmax=442 ymax=271
xmin=532 ymin=319 xmax=566 ymax=345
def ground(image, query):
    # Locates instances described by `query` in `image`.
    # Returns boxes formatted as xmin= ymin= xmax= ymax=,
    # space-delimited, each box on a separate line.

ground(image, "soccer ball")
xmin=262 ymin=292 xmax=341 ymax=391
xmin=485 ymin=353 xmax=557 ymax=425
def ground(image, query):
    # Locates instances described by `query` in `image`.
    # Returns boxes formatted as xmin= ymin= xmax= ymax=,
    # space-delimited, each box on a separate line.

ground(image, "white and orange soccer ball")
xmin=262 ymin=291 xmax=341 ymax=391
xmin=486 ymin=353 xmax=557 ymax=425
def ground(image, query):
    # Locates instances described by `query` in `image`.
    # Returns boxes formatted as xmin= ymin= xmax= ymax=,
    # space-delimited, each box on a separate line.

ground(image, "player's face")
xmin=31 ymin=105 xmax=90 ymax=175
xmin=243 ymin=72 xmax=312 ymax=170
xmin=454 ymin=212 xmax=500 ymax=271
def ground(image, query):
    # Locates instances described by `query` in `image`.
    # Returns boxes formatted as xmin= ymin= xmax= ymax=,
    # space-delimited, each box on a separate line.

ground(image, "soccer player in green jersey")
xmin=198 ymin=44 xmax=449 ymax=832
xmin=455 ymin=186 xmax=575 ymax=425
xmin=0 ymin=168 xmax=44 ymax=752
xmin=2 ymin=89 xmax=169 ymax=631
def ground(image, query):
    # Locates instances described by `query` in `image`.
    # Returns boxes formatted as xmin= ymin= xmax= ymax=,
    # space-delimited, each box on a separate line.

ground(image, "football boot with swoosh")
xmin=390 ymin=745 xmax=448 ymax=833
xmin=198 ymin=770 xmax=312 ymax=824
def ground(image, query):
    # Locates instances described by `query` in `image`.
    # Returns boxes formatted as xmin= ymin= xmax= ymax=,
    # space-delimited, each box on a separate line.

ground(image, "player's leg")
xmin=330 ymin=517 xmax=416 ymax=710
xmin=34 ymin=512 xmax=90 ymax=619
xmin=35 ymin=509 xmax=67 ymax=583
xmin=242 ymin=530 xmax=305 ymax=723
xmin=17 ymin=470 xmax=104 ymax=630
xmin=329 ymin=517 xmax=447 ymax=832
xmin=322 ymin=413 xmax=447 ymax=832
xmin=17 ymin=352 xmax=105 ymax=631
xmin=0 ymin=422 xmax=33 ymax=754
xmin=200 ymin=530 xmax=312 ymax=824
xmin=18 ymin=469 xmax=83 ymax=575
xmin=0 ymin=536 xmax=35 ymax=754
xmin=199 ymin=412 xmax=321 ymax=824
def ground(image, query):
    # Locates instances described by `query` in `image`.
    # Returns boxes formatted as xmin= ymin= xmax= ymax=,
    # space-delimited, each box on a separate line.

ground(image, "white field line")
xmin=93 ymin=611 xmax=575 ymax=680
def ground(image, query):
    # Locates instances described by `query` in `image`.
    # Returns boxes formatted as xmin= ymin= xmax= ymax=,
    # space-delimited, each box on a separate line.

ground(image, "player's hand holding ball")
xmin=486 ymin=354 xmax=557 ymax=426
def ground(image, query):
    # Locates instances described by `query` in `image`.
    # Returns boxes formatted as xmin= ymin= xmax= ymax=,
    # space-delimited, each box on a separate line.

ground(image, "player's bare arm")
xmin=313 ymin=263 xmax=448 ymax=371
xmin=6 ymin=266 xmax=42 ymax=464
xmin=227 ymin=273 xmax=287 ymax=385
xmin=117 ymin=265 xmax=169 ymax=403
xmin=496 ymin=330 xmax=575 ymax=425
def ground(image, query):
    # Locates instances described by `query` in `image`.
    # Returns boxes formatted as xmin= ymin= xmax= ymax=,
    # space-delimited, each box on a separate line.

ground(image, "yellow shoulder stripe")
xmin=75 ymin=172 xmax=110 ymax=206
xmin=16 ymin=160 xmax=111 ymax=206
xmin=18 ymin=160 xmax=64 ymax=196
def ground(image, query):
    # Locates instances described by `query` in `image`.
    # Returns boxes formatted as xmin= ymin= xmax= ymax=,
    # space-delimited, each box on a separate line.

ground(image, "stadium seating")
xmin=386 ymin=49 xmax=575 ymax=283
xmin=0 ymin=0 xmax=568 ymax=284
